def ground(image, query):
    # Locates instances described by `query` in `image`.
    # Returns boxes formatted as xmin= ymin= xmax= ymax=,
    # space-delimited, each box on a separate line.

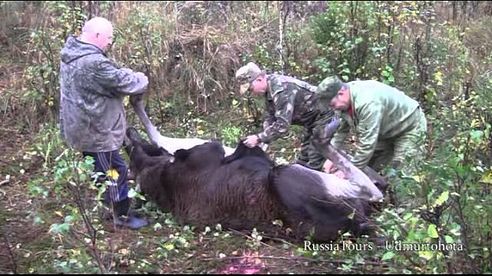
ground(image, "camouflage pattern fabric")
xmin=256 ymin=74 xmax=335 ymax=170
xmin=297 ymin=109 xmax=335 ymax=170
xmin=59 ymin=35 xmax=148 ymax=153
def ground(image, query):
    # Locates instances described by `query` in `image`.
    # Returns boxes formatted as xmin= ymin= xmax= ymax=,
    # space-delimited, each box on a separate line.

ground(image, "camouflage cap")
xmin=316 ymin=75 xmax=343 ymax=102
xmin=235 ymin=62 xmax=262 ymax=95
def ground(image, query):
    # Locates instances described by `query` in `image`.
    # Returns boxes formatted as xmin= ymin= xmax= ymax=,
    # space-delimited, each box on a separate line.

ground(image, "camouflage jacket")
xmin=59 ymin=35 xmax=148 ymax=152
xmin=331 ymin=80 xmax=421 ymax=168
xmin=256 ymin=74 xmax=320 ymax=143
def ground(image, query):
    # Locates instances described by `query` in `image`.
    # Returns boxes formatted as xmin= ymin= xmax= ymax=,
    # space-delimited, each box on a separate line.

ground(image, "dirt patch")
xmin=0 ymin=121 xmax=49 ymax=274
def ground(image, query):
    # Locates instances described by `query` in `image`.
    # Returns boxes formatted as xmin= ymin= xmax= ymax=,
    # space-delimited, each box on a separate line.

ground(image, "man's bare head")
xmin=79 ymin=17 xmax=114 ymax=52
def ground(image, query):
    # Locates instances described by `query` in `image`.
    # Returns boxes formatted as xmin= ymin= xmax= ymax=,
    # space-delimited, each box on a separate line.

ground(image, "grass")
xmin=0 ymin=120 xmax=392 ymax=273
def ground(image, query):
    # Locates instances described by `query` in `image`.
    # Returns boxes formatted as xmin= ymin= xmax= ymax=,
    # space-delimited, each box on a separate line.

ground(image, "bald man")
xmin=59 ymin=17 xmax=149 ymax=230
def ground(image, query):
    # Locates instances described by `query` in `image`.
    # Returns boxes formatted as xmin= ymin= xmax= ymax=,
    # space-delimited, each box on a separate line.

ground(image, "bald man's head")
xmin=80 ymin=17 xmax=114 ymax=52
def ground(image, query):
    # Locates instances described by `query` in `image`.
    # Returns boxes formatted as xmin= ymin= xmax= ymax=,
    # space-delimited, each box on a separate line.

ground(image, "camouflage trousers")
xmin=368 ymin=107 xmax=428 ymax=174
xmin=297 ymin=109 xmax=336 ymax=171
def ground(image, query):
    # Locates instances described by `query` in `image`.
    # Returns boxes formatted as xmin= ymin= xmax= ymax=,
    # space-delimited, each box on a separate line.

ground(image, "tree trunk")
xmin=278 ymin=1 xmax=285 ymax=74
xmin=452 ymin=1 xmax=457 ymax=22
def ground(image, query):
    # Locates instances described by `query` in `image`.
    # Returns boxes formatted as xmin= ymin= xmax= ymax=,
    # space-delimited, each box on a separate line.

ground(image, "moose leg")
xmin=130 ymin=94 xmax=162 ymax=146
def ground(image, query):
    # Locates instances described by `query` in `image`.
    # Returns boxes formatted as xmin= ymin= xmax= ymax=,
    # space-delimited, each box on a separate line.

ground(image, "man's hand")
xmin=323 ymin=159 xmax=346 ymax=179
xmin=130 ymin=93 xmax=144 ymax=107
xmin=135 ymin=71 xmax=146 ymax=78
xmin=322 ymin=159 xmax=337 ymax=173
xmin=333 ymin=170 xmax=346 ymax=179
xmin=135 ymin=72 xmax=149 ymax=87
xmin=243 ymin=134 xmax=260 ymax=148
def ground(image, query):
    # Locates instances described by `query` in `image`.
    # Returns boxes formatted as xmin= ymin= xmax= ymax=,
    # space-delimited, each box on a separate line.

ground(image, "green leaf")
xmin=470 ymin=130 xmax=483 ymax=142
xmin=163 ymin=243 xmax=175 ymax=251
xmin=381 ymin=251 xmax=395 ymax=261
xmin=128 ymin=188 xmax=138 ymax=198
xmin=434 ymin=191 xmax=449 ymax=207
xmin=479 ymin=171 xmax=492 ymax=185
xmin=433 ymin=71 xmax=443 ymax=86
xmin=64 ymin=215 xmax=74 ymax=223
xmin=450 ymin=227 xmax=461 ymax=236
xmin=33 ymin=216 xmax=45 ymax=225
xmin=127 ymin=188 xmax=146 ymax=201
xmin=49 ymin=223 xmax=70 ymax=235
xmin=427 ymin=224 xmax=439 ymax=238
xmin=419 ymin=250 xmax=434 ymax=260
xmin=403 ymin=213 xmax=413 ymax=220
xmin=153 ymin=223 xmax=162 ymax=231
xmin=444 ymin=235 xmax=454 ymax=243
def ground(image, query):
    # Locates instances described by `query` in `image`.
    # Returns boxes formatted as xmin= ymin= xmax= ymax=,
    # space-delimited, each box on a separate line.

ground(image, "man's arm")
xmin=262 ymin=99 xmax=276 ymax=130
xmin=351 ymin=102 xmax=384 ymax=168
xmin=330 ymin=118 xmax=350 ymax=150
xmin=93 ymin=60 xmax=148 ymax=96
xmin=257 ymin=88 xmax=295 ymax=143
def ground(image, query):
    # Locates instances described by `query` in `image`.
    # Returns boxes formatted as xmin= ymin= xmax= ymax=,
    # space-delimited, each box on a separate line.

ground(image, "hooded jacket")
xmin=331 ymin=80 xmax=421 ymax=168
xmin=59 ymin=36 xmax=148 ymax=152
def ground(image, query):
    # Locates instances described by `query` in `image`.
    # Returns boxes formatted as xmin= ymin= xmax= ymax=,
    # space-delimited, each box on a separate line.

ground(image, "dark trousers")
xmin=298 ymin=109 xmax=336 ymax=171
xmin=83 ymin=150 xmax=129 ymax=204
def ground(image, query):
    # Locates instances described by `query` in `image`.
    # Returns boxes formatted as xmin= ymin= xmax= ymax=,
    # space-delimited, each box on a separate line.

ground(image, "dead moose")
xmin=124 ymin=127 xmax=378 ymax=243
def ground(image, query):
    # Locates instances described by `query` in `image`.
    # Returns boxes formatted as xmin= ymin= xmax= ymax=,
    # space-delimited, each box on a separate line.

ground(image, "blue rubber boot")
xmin=113 ymin=198 xmax=149 ymax=230
xmin=114 ymin=215 xmax=149 ymax=230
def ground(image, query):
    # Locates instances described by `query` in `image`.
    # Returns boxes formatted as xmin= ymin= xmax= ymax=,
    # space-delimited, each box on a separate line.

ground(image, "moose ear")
xmin=174 ymin=149 xmax=190 ymax=161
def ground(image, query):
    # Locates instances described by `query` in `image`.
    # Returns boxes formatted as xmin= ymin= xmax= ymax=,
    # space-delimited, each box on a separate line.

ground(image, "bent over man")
xmin=235 ymin=62 xmax=335 ymax=171
xmin=316 ymin=76 xmax=427 ymax=176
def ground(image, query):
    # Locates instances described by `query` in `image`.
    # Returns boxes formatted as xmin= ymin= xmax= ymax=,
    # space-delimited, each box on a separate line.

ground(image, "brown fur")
xmin=125 ymin=127 xmax=374 ymax=242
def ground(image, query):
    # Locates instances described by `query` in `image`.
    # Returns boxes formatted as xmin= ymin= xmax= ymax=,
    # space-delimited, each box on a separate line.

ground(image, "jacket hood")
xmin=60 ymin=35 xmax=104 ymax=64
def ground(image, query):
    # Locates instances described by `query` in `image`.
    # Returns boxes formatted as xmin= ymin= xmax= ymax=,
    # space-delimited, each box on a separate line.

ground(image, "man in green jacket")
xmin=235 ymin=62 xmax=335 ymax=171
xmin=316 ymin=76 xmax=427 ymax=176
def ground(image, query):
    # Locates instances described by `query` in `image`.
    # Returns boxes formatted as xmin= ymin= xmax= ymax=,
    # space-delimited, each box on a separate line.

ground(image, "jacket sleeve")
xmin=330 ymin=118 xmax=350 ymax=150
xmin=262 ymin=99 xmax=276 ymax=130
xmin=352 ymin=102 xmax=384 ymax=168
xmin=257 ymin=88 xmax=295 ymax=143
xmin=92 ymin=60 xmax=148 ymax=96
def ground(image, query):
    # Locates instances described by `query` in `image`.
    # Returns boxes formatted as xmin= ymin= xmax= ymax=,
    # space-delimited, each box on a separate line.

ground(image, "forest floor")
xmin=0 ymin=50 xmax=393 ymax=273
xmin=0 ymin=114 xmax=393 ymax=274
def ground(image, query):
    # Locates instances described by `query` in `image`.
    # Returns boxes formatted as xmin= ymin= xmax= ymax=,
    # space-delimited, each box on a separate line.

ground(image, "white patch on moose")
xmin=290 ymin=164 xmax=371 ymax=200
xmin=154 ymin=135 xmax=236 ymax=156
